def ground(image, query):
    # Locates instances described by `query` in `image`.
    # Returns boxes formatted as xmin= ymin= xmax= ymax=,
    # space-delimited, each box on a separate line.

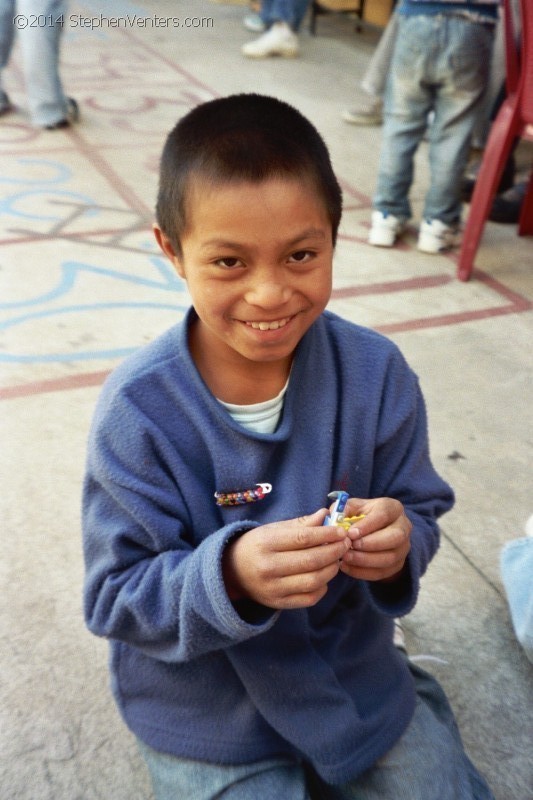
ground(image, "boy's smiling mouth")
xmin=245 ymin=316 xmax=292 ymax=331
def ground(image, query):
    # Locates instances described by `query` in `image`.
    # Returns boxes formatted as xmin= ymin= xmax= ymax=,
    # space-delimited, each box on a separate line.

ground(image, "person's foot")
xmin=417 ymin=219 xmax=459 ymax=253
xmin=242 ymin=22 xmax=299 ymax=58
xmin=243 ymin=12 xmax=266 ymax=32
xmin=44 ymin=97 xmax=79 ymax=130
xmin=488 ymin=180 xmax=528 ymax=224
xmin=342 ymin=98 xmax=383 ymax=126
xmin=461 ymin=154 xmax=516 ymax=202
xmin=393 ymin=619 xmax=407 ymax=653
xmin=368 ymin=210 xmax=407 ymax=247
xmin=0 ymin=90 xmax=13 ymax=116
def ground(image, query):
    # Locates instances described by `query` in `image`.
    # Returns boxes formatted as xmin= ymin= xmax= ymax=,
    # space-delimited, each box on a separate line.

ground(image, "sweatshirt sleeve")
xmin=362 ymin=348 xmax=455 ymax=616
xmin=82 ymin=391 xmax=278 ymax=664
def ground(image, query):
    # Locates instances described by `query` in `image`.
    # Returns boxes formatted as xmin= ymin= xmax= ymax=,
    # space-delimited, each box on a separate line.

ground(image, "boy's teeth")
xmin=249 ymin=318 xmax=289 ymax=331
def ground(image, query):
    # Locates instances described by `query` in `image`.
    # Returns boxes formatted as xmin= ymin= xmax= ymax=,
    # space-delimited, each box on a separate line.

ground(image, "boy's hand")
xmin=339 ymin=497 xmax=412 ymax=583
xmin=223 ymin=509 xmax=351 ymax=610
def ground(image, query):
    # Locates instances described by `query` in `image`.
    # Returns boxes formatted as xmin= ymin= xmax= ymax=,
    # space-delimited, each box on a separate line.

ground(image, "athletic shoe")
xmin=488 ymin=181 xmax=527 ymax=224
xmin=393 ymin=619 xmax=407 ymax=653
xmin=417 ymin=219 xmax=459 ymax=253
xmin=0 ymin=90 xmax=13 ymax=116
xmin=243 ymin=12 xmax=266 ymax=32
xmin=342 ymin=98 xmax=383 ymax=126
xmin=44 ymin=97 xmax=79 ymax=130
xmin=368 ymin=210 xmax=407 ymax=247
xmin=242 ymin=22 xmax=299 ymax=58
xmin=461 ymin=154 xmax=516 ymax=203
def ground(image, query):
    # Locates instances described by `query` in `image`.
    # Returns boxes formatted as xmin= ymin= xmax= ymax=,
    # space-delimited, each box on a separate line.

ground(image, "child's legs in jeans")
xmin=138 ymin=743 xmax=312 ymax=800
xmin=261 ymin=0 xmax=302 ymax=27
xmin=138 ymin=663 xmax=494 ymax=800
xmin=317 ymin=663 xmax=494 ymax=800
xmin=360 ymin=10 xmax=399 ymax=99
xmin=373 ymin=16 xmax=434 ymax=220
xmin=425 ymin=18 xmax=494 ymax=225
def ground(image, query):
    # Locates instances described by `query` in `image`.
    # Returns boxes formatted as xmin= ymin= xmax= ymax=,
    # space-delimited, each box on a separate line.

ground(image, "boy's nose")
xmin=245 ymin=279 xmax=292 ymax=309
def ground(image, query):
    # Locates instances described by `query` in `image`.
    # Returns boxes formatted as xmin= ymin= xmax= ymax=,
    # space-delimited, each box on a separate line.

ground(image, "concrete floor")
xmin=1 ymin=1 xmax=532 ymax=798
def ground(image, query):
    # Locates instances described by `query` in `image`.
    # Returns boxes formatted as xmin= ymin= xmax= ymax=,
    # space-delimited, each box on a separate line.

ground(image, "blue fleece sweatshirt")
xmin=82 ymin=308 xmax=454 ymax=784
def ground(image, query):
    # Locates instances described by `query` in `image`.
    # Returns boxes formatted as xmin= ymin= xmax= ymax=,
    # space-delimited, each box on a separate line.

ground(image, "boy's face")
xmin=154 ymin=175 xmax=333 ymax=395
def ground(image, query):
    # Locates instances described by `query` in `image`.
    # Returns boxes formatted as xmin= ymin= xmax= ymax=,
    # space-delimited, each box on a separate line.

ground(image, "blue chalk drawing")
xmin=0 ymin=159 xmax=72 ymax=186
xmin=0 ymin=256 xmax=189 ymax=363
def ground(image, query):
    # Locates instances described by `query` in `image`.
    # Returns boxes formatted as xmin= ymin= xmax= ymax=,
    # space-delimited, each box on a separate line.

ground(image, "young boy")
xmin=368 ymin=0 xmax=499 ymax=253
xmin=82 ymin=94 xmax=494 ymax=799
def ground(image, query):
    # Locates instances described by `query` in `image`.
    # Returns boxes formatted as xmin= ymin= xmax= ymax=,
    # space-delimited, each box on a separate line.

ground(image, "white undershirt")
xmin=218 ymin=380 xmax=289 ymax=434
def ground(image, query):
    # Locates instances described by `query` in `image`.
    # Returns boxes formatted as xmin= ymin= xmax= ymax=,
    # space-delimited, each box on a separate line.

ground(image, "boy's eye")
xmin=215 ymin=257 xmax=243 ymax=269
xmin=289 ymin=250 xmax=313 ymax=264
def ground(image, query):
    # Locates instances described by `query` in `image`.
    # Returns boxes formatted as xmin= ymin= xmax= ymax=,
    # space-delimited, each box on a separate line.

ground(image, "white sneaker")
xmin=393 ymin=619 xmax=407 ymax=653
xmin=243 ymin=12 xmax=266 ymax=33
xmin=242 ymin=22 xmax=299 ymax=58
xmin=368 ymin=210 xmax=407 ymax=247
xmin=417 ymin=219 xmax=459 ymax=253
xmin=342 ymin=98 xmax=383 ymax=126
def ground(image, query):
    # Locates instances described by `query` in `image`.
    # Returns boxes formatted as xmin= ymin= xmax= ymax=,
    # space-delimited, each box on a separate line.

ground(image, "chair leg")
xmin=457 ymin=100 xmax=520 ymax=281
xmin=517 ymin=171 xmax=533 ymax=235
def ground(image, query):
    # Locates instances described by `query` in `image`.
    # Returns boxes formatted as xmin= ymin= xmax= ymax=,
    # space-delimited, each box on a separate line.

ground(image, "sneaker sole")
xmin=342 ymin=113 xmax=383 ymax=126
xmin=368 ymin=223 xmax=406 ymax=248
xmin=417 ymin=237 xmax=457 ymax=254
xmin=417 ymin=241 xmax=445 ymax=254
xmin=242 ymin=48 xmax=299 ymax=58
xmin=368 ymin=232 xmax=397 ymax=247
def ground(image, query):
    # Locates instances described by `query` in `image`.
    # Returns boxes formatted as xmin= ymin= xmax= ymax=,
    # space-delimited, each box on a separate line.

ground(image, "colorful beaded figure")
xmin=215 ymin=482 xmax=272 ymax=507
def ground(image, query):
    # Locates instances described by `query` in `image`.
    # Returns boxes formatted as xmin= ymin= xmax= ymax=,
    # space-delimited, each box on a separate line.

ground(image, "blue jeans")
xmin=138 ymin=663 xmax=494 ymax=800
xmin=501 ymin=535 xmax=533 ymax=663
xmin=373 ymin=14 xmax=494 ymax=225
xmin=260 ymin=0 xmax=311 ymax=31
xmin=0 ymin=0 xmax=68 ymax=125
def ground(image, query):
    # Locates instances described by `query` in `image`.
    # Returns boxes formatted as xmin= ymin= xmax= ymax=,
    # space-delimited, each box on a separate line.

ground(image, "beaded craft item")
xmin=215 ymin=482 xmax=272 ymax=507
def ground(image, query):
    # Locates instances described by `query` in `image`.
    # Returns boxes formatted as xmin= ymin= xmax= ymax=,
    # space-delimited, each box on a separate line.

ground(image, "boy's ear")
xmin=152 ymin=223 xmax=185 ymax=277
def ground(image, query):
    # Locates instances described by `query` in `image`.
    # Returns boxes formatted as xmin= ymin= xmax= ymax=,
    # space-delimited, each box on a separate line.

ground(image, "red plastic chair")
xmin=457 ymin=0 xmax=533 ymax=281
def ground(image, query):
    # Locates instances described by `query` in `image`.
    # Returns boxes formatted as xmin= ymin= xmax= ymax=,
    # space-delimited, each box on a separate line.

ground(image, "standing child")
xmin=368 ymin=0 xmax=499 ymax=253
xmin=0 ymin=0 xmax=79 ymax=127
xmin=82 ymin=94 xmax=494 ymax=799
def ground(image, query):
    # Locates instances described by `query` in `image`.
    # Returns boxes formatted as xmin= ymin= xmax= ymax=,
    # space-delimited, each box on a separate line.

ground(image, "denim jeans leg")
xmin=17 ymin=0 xmax=67 ymax=126
xmin=0 ymin=0 xmax=16 ymax=91
xmin=373 ymin=17 xmax=433 ymax=220
xmin=315 ymin=663 xmax=495 ymax=800
xmin=270 ymin=0 xmax=298 ymax=27
xmin=361 ymin=11 xmax=399 ymax=98
xmin=424 ymin=18 xmax=494 ymax=224
xmin=293 ymin=0 xmax=310 ymax=32
xmin=138 ymin=742 xmax=312 ymax=800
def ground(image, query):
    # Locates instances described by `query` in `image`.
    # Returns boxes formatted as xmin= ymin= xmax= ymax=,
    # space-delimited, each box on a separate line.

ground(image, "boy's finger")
xmin=348 ymin=499 xmax=409 ymax=539
xmin=263 ymin=519 xmax=349 ymax=553
xmin=350 ymin=522 xmax=410 ymax=552
xmin=276 ymin=537 xmax=351 ymax=577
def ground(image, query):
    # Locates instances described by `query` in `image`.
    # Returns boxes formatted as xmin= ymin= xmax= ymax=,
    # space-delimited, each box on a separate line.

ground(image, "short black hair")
xmin=156 ymin=94 xmax=342 ymax=256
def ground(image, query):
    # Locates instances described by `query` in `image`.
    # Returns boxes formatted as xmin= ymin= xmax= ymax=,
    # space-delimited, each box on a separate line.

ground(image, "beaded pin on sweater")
xmin=214 ymin=483 xmax=272 ymax=507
